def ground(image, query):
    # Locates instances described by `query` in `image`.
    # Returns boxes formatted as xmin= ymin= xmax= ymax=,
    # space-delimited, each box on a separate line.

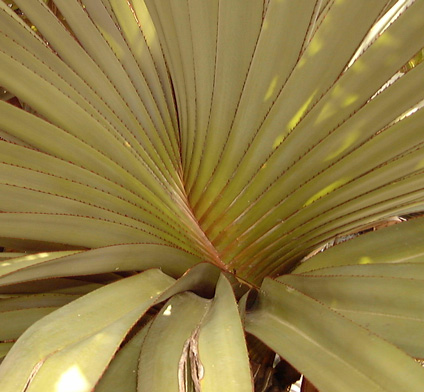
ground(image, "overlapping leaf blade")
xmin=279 ymin=267 xmax=424 ymax=358
xmin=95 ymin=321 xmax=152 ymax=392
xmin=245 ymin=277 xmax=424 ymax=392
xmin=197 ymin=274 xmax=253 ymax=392
xmin=0 ymin=269 xmax=176 ymax=392
xmin=138 ymin=292 xmax=210 ymax=392
xmin=0 ymin=244 xmax=201 ymax=287
xmin=0 ymin=0 xmax=423 ymax=391
xmin=295 ymin=216 xmax=424 ymax=273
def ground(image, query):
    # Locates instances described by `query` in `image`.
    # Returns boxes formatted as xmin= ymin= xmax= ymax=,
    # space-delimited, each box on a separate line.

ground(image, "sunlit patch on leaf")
xmin=415 ymin=157 xmax=424 ymax=170
xmin=359 ymin=256 xmax=372 ymax=264
xmin=286 ymin=94 xmax=316 ymax=134
xmin=325 ymin=131 xmax=359 ymax=161
xmin=264 ymin=76 xmax=278 ymax=102
xmin=342 ymin=94 xmax=359 ymax=108
xmin=55 ymin=365 xmax=89 ymax=392
xmin=272 ymin=94 xmax=316 ymax=150
xmin=308 ymin=38 xmax=323 ymax=56
xmin=303 ymin=177 xmax=350 ymax=207
xmin=0 ymin=0 xmax=423 ymax=391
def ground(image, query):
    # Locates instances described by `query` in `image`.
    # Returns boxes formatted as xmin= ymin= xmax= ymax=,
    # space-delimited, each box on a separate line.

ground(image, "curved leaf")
xmin=0 ymin=293 xmax=79 ymax=312
xmin=0 ymin=243 xmax=201 ymax=287
xmin=138 ymin=292 xmax=210 ymax=392
xmin=0 ymin=269 xmax=175 ymax=392
xmin=95 ymin=321 xmax=152 ymax=392
xmin=245 ymin=277 xmax=424 ymax=392
xmin=197 ymin=274 xmax=253 ymax=392
xmin=0 ymin=307 xmax=58 ymax=341
xmin=295 ymin=216 xmax=424 ymax=273
xmin=279 ymin=266 xmax=424 ymax=358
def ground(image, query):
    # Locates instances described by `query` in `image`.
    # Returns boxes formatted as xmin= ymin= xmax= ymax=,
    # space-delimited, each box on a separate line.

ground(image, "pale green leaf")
xmin=0 ymin=212 xmax=160 ymax=249
xmin=95 ymin=321 xmax=152 ymax=392
xmin=82 ymin=0 xmax=180 ymax=171
xmin=197 ymin=274 xmax=253 ymax=392
xmin=0 ymin=293 xmax=79 ymax=312
xmin=108 ymin=0 xmax=179 ymax=135
xmin=192 ymin=0 xmax=391 ymax=215
xmin=10 ymin=0 xmax=181 ymax=191
xmin=245 ymin=278 xmax=424 ymax=392
xmin=138 ymin=292 xmax=210 ymax=392
xmin=0 ymin=307 xmax=58 ymax=341
xmin=295 ymin=217 xmax=424 ymax=273
xmin=0 ymin=244 xmax=200 ymax=287
xmin=0 ymin=278 xmax=102 ymax=295
xmin=0 ymin=269 xmax=175 ymax=392
xmin=278 ymin=267 xmax=424 ymax=357
xmin=0 ymin=1 xmax=423 ymax=390
xmin=182 ymin=0 xmax=265 ymax=198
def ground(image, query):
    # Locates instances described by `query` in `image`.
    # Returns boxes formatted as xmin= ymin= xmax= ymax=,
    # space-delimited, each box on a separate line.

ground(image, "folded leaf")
xmin=295 ymin=217 xmax=424 ymax=273
xmin=245 ymin=277 xmax=424 ymax=392
xmin=197 ymin=274 xmax=253 ymax=392
xmin=138 ymin=292 xmax=210 ymax=392
xmin=0 ymin=244 xmax=201 ymax=287
xmin=95 ymin=321 xmax=152 ymax=392
xmin=279 ymin=266 xmax=424 ymax=358
xmin=0 ymin=269 xmax=175 ymax=392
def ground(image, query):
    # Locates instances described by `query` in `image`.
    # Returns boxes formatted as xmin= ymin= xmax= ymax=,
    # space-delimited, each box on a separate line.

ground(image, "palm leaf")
xmin=1 ymin=0 xmax=424 ymax=390
xmin=245 ymin=277 xmax=424 ymax=392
